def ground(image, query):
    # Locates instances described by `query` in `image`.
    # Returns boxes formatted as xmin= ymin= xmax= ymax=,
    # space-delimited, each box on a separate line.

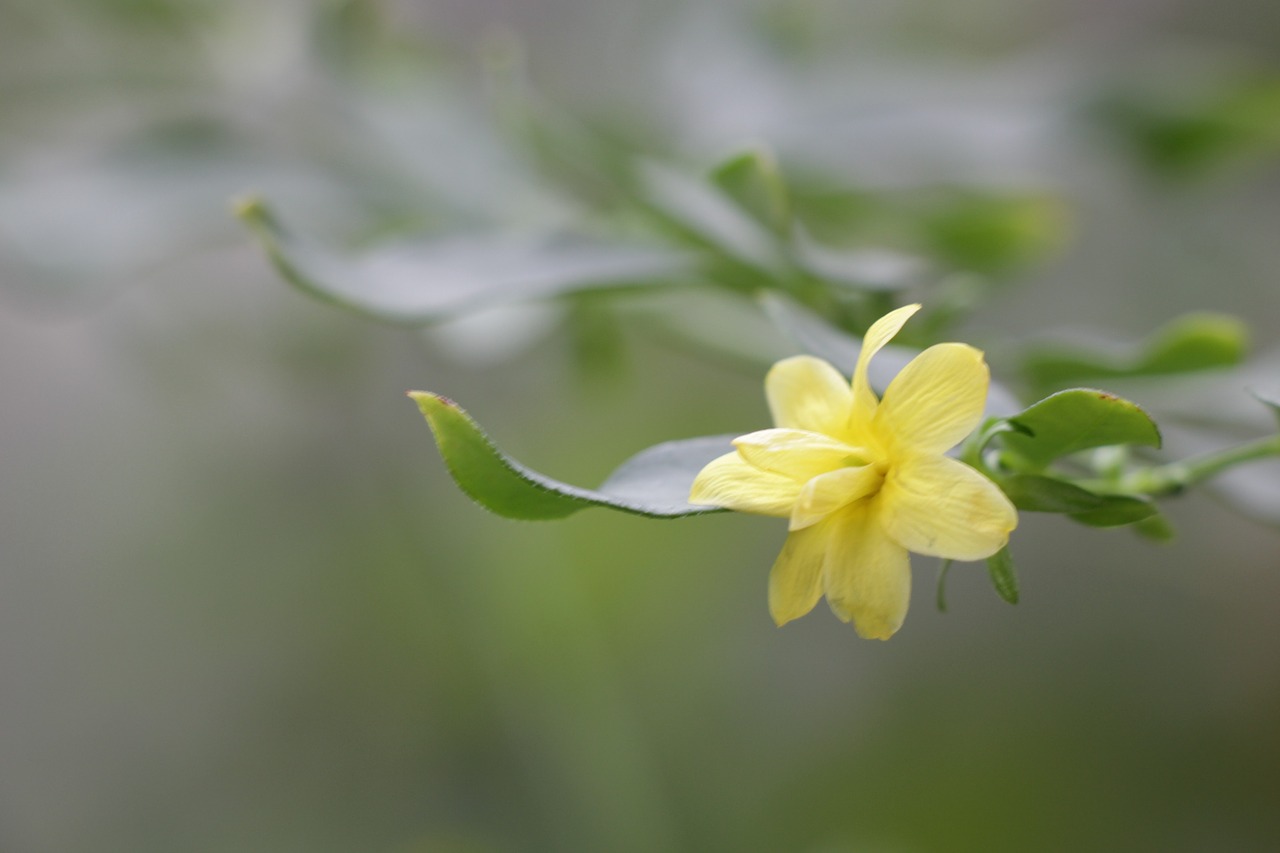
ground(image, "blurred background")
xmin=2 ymin=0 xmax=1280 ymax=850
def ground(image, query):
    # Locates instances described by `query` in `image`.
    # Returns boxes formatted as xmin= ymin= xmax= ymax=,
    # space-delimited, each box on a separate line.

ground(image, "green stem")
xmin=1109 ymin=433 xmax=1280 ymax=496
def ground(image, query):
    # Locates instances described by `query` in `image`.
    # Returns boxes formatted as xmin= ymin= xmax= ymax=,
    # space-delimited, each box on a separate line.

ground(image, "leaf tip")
xmin=407 ymin=390 xmax=455 ymax=420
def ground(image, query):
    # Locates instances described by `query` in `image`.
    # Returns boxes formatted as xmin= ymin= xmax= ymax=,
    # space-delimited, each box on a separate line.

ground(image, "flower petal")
xmin=873 ymin=342 xmax=989 ymax=456
xmin=768 ymin=521 xmax=831 ymax=626
xmin=823 ymin=505 xmax=912 ymax=640
xmin=878 ymin=454 xmax=1017 ymax=561
xmin=851 ymin=303 xmax=921 ymax=430
xmin=790 ymin=465 xmax=883 ymax=530
xmin=688 ymin=451 xmax=798 ymax=517
xmin=733 ymin=428 xmax=867 ymax=482
xmin=765 ymin=356 xmax=852 ymax=435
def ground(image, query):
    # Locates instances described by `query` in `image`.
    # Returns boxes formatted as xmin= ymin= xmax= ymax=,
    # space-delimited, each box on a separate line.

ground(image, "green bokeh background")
xmin=3 ymin=1 xmax=1279 ymax=851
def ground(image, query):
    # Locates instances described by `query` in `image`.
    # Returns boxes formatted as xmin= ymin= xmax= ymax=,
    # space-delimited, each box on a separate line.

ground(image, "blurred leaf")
xmin=710 ymin=147 xmax=792 ymax=237
xmin=410 ymin=391 xmax=731 ymax=519
xmin=985 ymin=546 xmax=1019 ymax=604
xmin=637 ymin=161 xmax=782 ymax=272
xmin=1025 ymin=313 xmax=1249 ymax=390
xmin=791 ymin=237 xmax=925 ymax=292
xmin=1132 ymin=512 xmax=1176 ymax=542
xmin=1102 ymin=75 xmax=1280 ymax=180
xmin=1251 ymin=388 xmax=1280 ymax=430
xmin=1002 ymin=389 xmax=1161 ymax=469
xmin=922 ymin=191 xmax=1068 ymax=275
xmin=238 ymin=197 xmax=695 ymax=324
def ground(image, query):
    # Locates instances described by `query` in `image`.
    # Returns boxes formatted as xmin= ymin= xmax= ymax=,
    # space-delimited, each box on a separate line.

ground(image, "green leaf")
xmin=986 ymin=546 xmax=1019 ymax=605
xmin=1132 ymin=512 xmax=1176 ymax=542
xmin=1068 ymin=496 xmax=1159 ymax=527
xmin=1001 ymin=389 xmax=1161 ymax=469
xmin=710 ymin=147 xmax=792 ymax=237
xmin=1024 ymin=312 xmax=1249 ymax=390
xmin=935 ymin=559 xmax=953 ymax=613
xmin=637 ymin=161 xmax=782 ymax=272
xmin=410 ymin=391 xmax=730 ymax=519
xmin=922 ymin=191 xmax=1069 ymax=275
xmin=1100 ymin=75 xmax=1280 ymax=180
xmin=997 ymin=473 xmax=1158 ymax=526
xmin=237 ymin=197 xmax=693 ymax=325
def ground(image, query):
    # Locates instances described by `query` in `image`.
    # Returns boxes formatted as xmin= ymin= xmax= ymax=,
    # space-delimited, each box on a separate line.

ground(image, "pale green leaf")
xmin=238 ymin=197 xmax=693 ymax=325
xmin=1024 ymin=313 xmax=1249 ymax=390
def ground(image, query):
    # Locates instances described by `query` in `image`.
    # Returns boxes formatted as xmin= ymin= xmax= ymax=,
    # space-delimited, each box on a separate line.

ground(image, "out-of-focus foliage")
xmin=4 ymin=1 xmax=1280 ymax=852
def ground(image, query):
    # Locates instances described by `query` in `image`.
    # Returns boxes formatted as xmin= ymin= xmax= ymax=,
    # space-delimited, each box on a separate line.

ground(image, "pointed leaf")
xmin=238 ymin=197 xmax=693 ymax=325
xmin=1002 ymin=389 xmax=1161 ymax=469
xmin=410 ymin=392 xmax=730 ymax=519
xmin=1251 ymin=387 xmax=1280 ymax=430
xmin=986 ymin=546 xmax=1019 ymax=605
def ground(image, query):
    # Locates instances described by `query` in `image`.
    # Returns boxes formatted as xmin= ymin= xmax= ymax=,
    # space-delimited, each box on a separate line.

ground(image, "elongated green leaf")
xmin=1002 ymin=389 xmax=1161 ymax=469
xmin=410 ymin=391 xmax=730 ymax=519
xmin=986 ymin=546 xmax=1019 ymax=605
xmin=1068 ymin=497 xmax=1158 ymax=527
xmin=998 ymin=473 xmax=1157 ymax=527
xmin=238 ymin=197 xmax=694 ymax=325
xmin=1024 ymin=313 xmax=1249 ymax=390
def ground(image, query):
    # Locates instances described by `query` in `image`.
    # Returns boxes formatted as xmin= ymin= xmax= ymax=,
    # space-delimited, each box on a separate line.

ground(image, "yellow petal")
xmin=823 ymin=504 xmax=912 ymax=640
xmin=765 ymin=356 xmax=852 ymax=435
xmin=768 ymin=521 xmax=831 ymax=625
xmin=733 ymin=428 xmax=868 ymax=483
xmin=789 ymin=465 xmax=884 ymax=530
xmin=878 ymin=454 xmax=1017 ymax=561
xmin=873 ymin=342 xmax=989 ymax=456
xmin=689 ymin=451 xmax=798 ymax=517
xmin=851 ymin=304 xmax=921 ymax=430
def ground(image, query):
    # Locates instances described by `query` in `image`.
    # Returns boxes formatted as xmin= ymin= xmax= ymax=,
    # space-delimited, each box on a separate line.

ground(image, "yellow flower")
xmin=689 ymin=304 xmax=1017 ymax=639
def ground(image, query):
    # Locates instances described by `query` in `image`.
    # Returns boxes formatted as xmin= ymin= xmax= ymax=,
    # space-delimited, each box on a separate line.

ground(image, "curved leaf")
xmin=1024 ymin=313 xmax=1249 ymax=390
xmin=410 ymin=391 xmax=731 ymax=519
xmin=986 ymin=546 xmax=1019 ymax=605
xmin=998 ymin=473 xmax=1157 ymax=526
xmin=238 ymin=197 xmax=694 ymax=325
xmin=1002 ymin=389 xmax=1161 ymax=469
xmin=1252 ymin=387 xmax=1280 ymax=430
